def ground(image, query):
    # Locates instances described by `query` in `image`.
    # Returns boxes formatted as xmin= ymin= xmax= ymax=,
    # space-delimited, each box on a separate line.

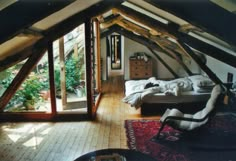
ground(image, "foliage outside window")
xmin=0 ymin=65 xmax=49 ymax=111
xmin=54 ymin=54 xmax=85 ymax=93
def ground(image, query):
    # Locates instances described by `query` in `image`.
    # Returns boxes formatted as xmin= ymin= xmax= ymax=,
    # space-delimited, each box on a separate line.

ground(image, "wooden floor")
xmin=0 ymin=76 xmax=159 ymax=161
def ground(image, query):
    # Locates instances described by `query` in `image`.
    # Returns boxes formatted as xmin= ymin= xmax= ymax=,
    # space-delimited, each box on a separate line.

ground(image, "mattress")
xmin=142 ymin=90 xmax=211 ymax=104
xmin=124 ymin=75 xmax=213 ymax=105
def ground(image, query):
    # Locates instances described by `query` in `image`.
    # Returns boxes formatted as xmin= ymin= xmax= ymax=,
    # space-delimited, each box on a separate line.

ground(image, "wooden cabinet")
xmin=129 ymin=59 xmax=152 ymax=79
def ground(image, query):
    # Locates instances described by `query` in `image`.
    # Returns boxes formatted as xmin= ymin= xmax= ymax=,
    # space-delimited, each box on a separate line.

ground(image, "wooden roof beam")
xmin=115 ymin=19 xmax=193 ymax=75
xmin=44 ymin=0 xmax=124 ymax=42
xmin=0 ymin=0 xmax=75 ymax=45
xmin=101 ymin=17 xmax=174 ymax=58
xmin=19 ymin=27 xmax=44 ymax=37
xmin=101 ymin=25 xmax=192 ymax=76
xmin=0 ymin=39 xmax=48 ymax=111
xmin=100 ymin=15 xmax=123 ymax=29
xmin=0 ymin=45 xmax=36 ymax=72
xmin=113 ymin=6 xmax=175 ymax=39
xmin=147 ymin=47 xmax=179 ymax=78
xmin=114 ymin=6 xmax=190 ymax=57
xmin=178 ymin=40 xmax=223 ymax=84
xmin=101 ymin=25 xmax=163 ymax=53
xmin=116 ymin=5 xmax=236 ymax=68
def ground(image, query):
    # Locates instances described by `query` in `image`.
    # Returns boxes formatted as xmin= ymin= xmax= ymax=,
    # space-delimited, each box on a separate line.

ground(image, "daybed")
xmin=122 ymin=75 xmax=215 ymax=115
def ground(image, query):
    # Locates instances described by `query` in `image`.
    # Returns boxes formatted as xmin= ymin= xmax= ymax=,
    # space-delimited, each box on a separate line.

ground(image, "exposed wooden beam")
xmin=95 ymin=19 xmax=102 ymax=92
xmin=100 ymin=27 xmax=119 ymax=38
xmin=145 ymin=0 xmax=236 ymax=46
xmin=102 ymin=17 xmax=175 ymax=58
xmin=117 ymin=19 xmax=193 ymax=75
xmin=19 ymin=27 xmax=44 ymax=37
xmin=115 ymin=5 xmax=236 ymax=68
xmin=102 ymin=25 xmax=170 ymax=56
xmin=59 ymin=37 xmax=67 ymax=110
xmin=47 ymin=40 xmax=57 ymax=116
xmin=0 ymin=45 xmax=35 ymax=72
xmin=85 ymin=19 xmax=94 ymax=120
xmin=0 ymin=0 xmax=76 ymax=44
xmin=0 ymin=1 xmax=124 ymax=74
xmin=178 ymin=33 xmax=236 ymax=68
xmin=147 ymin=47 xmax=179 ymax=78
xmin=101 ymin=12 xmax=183 ymax=54
xmin=101 ymin=25 xmax=183 ymax=74
xmin=168 ymin=48 xmax=193 ymax=76
xmin=178 ymin=24 xmax=202 ymax=33
xmin=45 ymin=0 xmax=124 ymax=42
xmin=115 ymin=6 xmax=176 ymax=39
xmin=125 ymin=4 xmax=236 ymax=68
xmin=178 ymin=40 xmax=223 ymax=84
xmin=100 ymin=15 xmax=123 ymax=29
xmin=0 ymin=40 xmax=47 ymax=111
xmin=103 ymin=22 xmax=193 ymax=76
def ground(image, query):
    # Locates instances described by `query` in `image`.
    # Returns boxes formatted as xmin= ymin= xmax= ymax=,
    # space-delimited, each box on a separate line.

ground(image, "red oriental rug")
xmin=125 ymin=114 xmax=236 ymax=161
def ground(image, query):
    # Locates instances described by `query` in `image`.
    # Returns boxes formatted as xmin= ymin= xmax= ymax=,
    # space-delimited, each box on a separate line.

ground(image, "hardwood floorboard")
xmin=0 ymin=76 xmax=160 ymax=161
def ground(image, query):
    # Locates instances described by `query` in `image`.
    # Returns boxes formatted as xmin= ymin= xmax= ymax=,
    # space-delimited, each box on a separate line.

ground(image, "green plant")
xmin=0 ymin=68 xmax=46 ymax=110
xmin=0 ymin=67 xmax=23 ymax=109
xmin=21 ymin=74 xmax=43 ymax=101
xmin=54 ymin=54 xmax=85 ymax=93
xmin=65 ymin=56 xmax=80 ymax=92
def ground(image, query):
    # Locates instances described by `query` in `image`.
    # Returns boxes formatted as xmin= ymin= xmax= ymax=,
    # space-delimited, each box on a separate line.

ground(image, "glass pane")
xmin=54 ymin=24 xmax=87 ymax=113
xmin=1 ymin=54 xmax=51 ymax=112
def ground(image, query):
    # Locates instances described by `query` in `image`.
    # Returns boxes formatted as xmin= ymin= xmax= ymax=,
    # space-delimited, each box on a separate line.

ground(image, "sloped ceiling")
xmin=0 ymin=0 xmax=236 ymax=72
xmin=99 ymin=0 xmax=236 ymax=68
xmin=0 ymin=0 xmax=121 ymax=71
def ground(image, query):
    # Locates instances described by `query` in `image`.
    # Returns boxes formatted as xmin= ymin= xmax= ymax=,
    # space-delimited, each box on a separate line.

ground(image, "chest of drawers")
xmin=129 ymin=59 xmax=152 ymax=79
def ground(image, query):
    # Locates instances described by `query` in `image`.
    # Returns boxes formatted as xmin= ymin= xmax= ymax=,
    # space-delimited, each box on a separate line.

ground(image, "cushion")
xmin=160 ymin=85 xmax=222 ymax=131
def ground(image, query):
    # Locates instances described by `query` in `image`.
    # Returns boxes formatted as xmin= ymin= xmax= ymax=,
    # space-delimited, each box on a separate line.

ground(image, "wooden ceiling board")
xmin=0 ymin=0 xmax=75 ymax=44
xmin=33 ymin=0 xmax=102 ymax=30
xmin=0 ymin=36 xmax=41 ymax=61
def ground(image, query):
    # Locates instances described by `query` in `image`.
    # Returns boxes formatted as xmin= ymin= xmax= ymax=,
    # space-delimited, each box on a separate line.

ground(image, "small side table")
xmin=74 ymin=148 xmax=156 ymax=161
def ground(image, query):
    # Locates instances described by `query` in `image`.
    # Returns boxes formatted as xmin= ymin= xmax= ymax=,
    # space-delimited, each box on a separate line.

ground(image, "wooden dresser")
xmin=129 ymin=59 xmax=152 ymax=79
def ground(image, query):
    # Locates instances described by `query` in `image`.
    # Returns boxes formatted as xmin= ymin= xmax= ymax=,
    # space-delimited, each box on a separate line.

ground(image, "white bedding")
xmin=123 ymin=75 xmax=213 ymax=109
xmin=142 ymin=90 xmax=210 ymax=103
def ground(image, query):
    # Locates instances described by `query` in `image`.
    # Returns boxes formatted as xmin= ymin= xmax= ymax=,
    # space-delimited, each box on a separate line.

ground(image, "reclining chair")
xmin=153 ymin=84 xmax=224 ymax=140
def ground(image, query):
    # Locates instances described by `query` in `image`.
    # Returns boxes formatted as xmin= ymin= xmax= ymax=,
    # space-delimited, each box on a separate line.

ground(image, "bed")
xmin=123 ymin=75 xmax=215 ymax=115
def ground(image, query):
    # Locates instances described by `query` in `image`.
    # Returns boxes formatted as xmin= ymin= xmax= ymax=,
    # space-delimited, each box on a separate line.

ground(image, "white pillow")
xmin=188 ymin=75 xmax=214 ymax=88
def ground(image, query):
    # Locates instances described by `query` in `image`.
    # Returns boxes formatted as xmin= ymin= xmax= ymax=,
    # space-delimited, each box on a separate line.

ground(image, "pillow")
xmin=192 ymin=84 xmax=213 ymax=93
xmin=197 ymin=79 xmax=214 ymax=87
xmin=188 ymin=75 xmax=214 ymax=88
xmin=148 ymin=77 xmax=156 ymax=82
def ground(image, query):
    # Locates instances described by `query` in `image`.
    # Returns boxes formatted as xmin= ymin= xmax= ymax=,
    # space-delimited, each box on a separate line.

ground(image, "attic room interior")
xmin=0 ymin=0 xmax=236 ymax=161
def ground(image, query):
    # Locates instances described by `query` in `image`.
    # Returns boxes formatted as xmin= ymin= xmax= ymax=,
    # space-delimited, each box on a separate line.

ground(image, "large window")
xmin=53 ymin=25 xmax=87 ymax=113
xmin=0 ymin=24 xmax=87 ymax=114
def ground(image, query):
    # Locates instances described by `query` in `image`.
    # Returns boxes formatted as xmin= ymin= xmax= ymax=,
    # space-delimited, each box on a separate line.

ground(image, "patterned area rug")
xmin=125 ymin=113 xmax=236 ymax=161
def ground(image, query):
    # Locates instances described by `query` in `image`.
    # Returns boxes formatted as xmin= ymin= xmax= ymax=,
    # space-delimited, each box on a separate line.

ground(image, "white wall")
xmin=107 ymin=35 xmax=125 ymax=77
xmin=123 ymin=37 xmax=201 ymax=80
xmin=101 ymin=34 xmax=125 ymax=80
xmin=206 ymin=55 xmax=236 ymax=82
xmin=101 ymin=34 xmax=236 ymax=82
